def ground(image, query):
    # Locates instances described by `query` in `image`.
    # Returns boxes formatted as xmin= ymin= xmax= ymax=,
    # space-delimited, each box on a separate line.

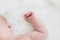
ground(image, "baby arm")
xmin=16 ymin=11 xmax=48 ymax=40
xmin=24 ymin=11 xmax=48 ymax=40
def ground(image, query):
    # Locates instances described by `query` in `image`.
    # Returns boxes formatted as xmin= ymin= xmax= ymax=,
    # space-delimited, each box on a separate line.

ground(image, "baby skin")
xmin=0 ymin=11 xmax=48 ymax=40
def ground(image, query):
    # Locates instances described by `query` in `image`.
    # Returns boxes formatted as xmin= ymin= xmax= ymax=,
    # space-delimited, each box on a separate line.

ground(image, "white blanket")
xmin=0 ymin=0 xmax=60 ymax=40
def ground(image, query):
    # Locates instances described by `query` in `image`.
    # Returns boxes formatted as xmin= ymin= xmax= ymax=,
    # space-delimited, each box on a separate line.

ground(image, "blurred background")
xmin=0 ymin=0 xmax=60 ymax=40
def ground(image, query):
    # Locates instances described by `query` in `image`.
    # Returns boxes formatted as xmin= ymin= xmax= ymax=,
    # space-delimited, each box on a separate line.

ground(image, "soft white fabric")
xmin=0 ymin=0 xmax=60 ymax=40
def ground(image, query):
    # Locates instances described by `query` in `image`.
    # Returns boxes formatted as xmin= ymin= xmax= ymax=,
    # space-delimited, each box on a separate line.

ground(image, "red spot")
xmin=27 ymin=13 xmax=32 ymax=17
xmin=8 ymin=26 xmax=11 ymax=28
